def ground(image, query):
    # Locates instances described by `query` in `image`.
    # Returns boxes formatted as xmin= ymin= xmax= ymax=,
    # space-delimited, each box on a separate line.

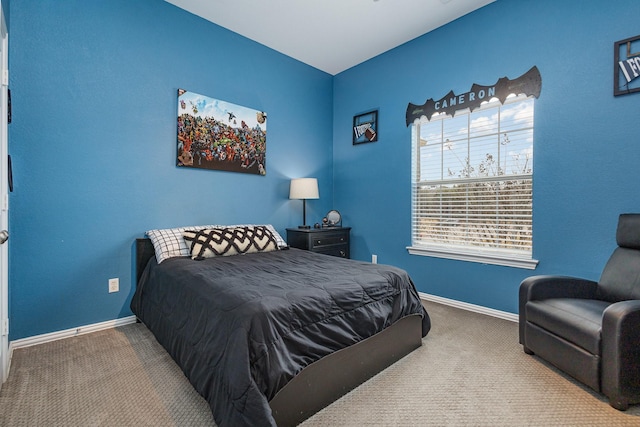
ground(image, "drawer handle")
xmin=340 ymin=250 xmax=346 ymax=257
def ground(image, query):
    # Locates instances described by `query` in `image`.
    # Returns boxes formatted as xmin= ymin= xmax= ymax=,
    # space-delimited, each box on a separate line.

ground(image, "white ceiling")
xmin=165 ymin=0 xmax=495 ymax=75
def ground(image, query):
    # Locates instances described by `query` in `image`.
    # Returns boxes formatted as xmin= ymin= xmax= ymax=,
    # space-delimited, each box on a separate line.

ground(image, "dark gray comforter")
xmin=131 ymin=247 xmax=430 ymax=426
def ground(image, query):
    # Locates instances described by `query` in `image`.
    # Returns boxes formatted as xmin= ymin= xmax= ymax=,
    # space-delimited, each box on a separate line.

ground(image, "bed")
xmin=131 ymin=226 xmax=430 ymax=426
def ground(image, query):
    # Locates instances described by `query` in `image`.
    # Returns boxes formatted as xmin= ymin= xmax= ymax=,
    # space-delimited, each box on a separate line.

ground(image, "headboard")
xmin=135 ymin=238 xmax=156 ymax=285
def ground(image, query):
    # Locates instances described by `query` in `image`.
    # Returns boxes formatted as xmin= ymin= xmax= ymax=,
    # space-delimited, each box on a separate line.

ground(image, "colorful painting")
xmin=177 ymin=89 xmax=267 ymax=175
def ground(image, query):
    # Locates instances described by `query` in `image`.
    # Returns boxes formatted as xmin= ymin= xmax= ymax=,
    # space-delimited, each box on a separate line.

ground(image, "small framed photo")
xmin=353 ymin=110 xmax=378 ymax=145
xmin=614 ymin=35 xmax=640 ymax=96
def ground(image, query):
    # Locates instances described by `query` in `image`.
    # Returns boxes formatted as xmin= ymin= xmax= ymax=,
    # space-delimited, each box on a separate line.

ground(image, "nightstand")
xmin=286 ymin=227 xmax=351 ymax=259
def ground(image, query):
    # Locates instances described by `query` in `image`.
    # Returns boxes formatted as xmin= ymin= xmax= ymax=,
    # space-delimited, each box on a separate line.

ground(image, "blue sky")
xmin=417 ymin=96 xmax=533 ymax=182
xmin=178 ymin=89 xmax=267 ymax=131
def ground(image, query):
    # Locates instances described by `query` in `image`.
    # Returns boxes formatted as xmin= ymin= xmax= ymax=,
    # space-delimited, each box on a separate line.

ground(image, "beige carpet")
xmin=1 ymin=301 xmax=639 ymax=426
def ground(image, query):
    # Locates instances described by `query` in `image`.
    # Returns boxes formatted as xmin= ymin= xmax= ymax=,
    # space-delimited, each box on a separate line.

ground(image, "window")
xmin=408 ymin=94 xmax=538 ymax=269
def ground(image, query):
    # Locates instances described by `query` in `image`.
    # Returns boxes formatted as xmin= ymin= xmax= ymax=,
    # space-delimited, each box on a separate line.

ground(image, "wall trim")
xmin=7 ymin=315 xmax=137 ymax=379
xmin=6 ymin=298 xmax=516 ymax=349
xmin=419 ymin=292 xmax=518 ymax=323
xmin=10 ymin=315 xmax=138 ymax=350
xmin=5 ymin=296 xmax=516 ymax=379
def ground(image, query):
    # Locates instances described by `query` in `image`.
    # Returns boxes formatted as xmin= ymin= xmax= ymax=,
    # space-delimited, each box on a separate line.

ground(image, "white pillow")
xmin=146 ymin=224 xmax=287 ymax=263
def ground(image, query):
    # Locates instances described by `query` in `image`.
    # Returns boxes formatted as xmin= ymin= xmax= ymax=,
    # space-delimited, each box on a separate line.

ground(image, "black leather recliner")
xmin=519 ymin=213 xmax=640 ymax=410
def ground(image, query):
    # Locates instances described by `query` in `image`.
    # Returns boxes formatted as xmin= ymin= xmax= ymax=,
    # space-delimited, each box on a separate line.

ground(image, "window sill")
xmin=407 ymin=245 xmax=539 ymax=270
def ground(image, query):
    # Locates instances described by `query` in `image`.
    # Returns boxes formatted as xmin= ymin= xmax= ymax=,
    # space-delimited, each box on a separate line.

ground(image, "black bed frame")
xmin=135 ymin=238 xmax=423 ymax=426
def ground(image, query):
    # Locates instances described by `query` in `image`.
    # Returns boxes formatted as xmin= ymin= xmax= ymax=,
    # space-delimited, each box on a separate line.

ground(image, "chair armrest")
xmin=518 ymin=275 xmax=598 ymax=344
xmin=520 ymin=275 xmax=599 ymax=301
xmin=602 ymin=300 xmax=640 ymax=405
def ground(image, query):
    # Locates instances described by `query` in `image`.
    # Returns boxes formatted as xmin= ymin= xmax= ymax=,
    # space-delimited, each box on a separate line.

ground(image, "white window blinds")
xmin=410 ymin=95 xmax=536 ymax=267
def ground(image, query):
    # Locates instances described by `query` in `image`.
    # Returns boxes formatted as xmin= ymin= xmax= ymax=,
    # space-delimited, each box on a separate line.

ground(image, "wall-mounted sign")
xmin=405 ymin=66 xmax=542 ymax=126
xmin=353 ymin=110 xmax=378 ymax=145
xmin=614 ymin=35 xmax=640 ymax=96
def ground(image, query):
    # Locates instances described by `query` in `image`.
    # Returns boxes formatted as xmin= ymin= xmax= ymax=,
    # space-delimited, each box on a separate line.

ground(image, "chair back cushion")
xmin=616 ymin=213 xmax=640 ymax=249
xmin=597 ymin=214 xmax=640 ymax=302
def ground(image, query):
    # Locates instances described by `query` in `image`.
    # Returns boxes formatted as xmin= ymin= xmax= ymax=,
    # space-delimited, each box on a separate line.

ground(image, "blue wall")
xmin=8 ymin=0 xmax=640 ymax=340
xmin=8 ymin=0 xmax=333 ymax=339
xmin=333 ymin=0 xmax=640 ymax=313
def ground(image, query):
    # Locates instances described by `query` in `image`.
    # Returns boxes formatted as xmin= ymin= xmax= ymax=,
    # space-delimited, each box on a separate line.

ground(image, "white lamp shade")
xmin=289 ymin=178 xmax=319 ymax=200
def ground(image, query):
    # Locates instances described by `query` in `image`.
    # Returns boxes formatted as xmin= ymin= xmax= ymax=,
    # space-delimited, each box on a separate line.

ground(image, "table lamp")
xmin=289 ymin=178 xmax=319 ymax=229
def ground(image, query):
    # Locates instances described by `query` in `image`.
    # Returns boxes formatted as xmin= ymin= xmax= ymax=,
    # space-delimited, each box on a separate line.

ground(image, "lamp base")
xmin=298 ymin=225 xmax=311 ymax=229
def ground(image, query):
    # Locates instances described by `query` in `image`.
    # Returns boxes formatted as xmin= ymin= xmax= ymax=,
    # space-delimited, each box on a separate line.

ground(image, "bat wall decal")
xmin=405 ymin=66 xmax=542 ymax=126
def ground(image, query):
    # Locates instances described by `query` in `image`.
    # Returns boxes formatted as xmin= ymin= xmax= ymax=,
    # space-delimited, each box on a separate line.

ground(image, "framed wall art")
xmin=352 ymin=110 xmax=378 ymax=145
xmin=614 ymin=35 xmax=640 ymax=96
xmin=177 ymin=89 xmax=267 ymax=175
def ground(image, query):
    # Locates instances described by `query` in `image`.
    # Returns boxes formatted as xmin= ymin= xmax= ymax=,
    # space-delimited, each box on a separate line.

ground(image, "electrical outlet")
xmin=372 ymin=254 xmax=378 ymax=264
xmin=108 ymin=278 xmax=119 ymax=293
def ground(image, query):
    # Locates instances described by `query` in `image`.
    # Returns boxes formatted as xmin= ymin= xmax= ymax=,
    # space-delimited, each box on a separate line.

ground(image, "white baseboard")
xmin=4 ymin=296 xmax=515 ymax=381
xmin=7 ymin=298 xmax=514 ymax=351
xmin=10 ymin=315 xmax=138 ymax=351
xmin=6 ymin=315 xmax=138 ymax=380
xmin=419 ymin=292 xmax=518 ymax=323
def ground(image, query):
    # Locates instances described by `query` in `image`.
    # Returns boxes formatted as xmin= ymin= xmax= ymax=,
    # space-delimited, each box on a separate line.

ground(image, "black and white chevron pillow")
xmin=183 ymin=226 xmax=278 ymax=260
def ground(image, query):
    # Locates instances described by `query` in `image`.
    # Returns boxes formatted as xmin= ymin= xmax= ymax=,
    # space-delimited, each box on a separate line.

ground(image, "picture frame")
xmin=177 ymin=89 xmax=267 ymax=175
xmin=614 ymin=35 xmax=640 ymax=96
xmin=352 ymin=110 xmax=378 ymax=145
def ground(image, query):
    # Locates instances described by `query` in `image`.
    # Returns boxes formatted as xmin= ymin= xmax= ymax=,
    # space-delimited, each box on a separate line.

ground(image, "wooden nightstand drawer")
xmin=286 ymin=227 xmax=351 ymax=259
xmin=314 ymin=246 xmax=349 ymax=258
xmin=312 ymin=234 xmax=347 ymax=248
